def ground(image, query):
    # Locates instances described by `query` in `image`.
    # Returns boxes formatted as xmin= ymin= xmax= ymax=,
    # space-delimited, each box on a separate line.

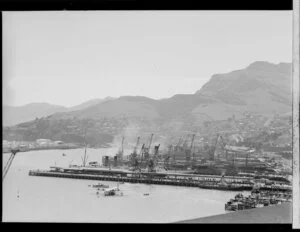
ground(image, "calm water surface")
xmin=3 ymin=148 xmax=243 ymax=223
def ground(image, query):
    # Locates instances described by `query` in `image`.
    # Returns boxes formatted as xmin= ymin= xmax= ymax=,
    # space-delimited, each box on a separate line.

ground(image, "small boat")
xmin=143 ymin=193 xmax=150 ymax=196
xmin=225 ymin=201 xmax=238 ymax=211
xmin=225 ymin=199 xmax=238 ymax=211
xmin=93 ymin=183 xmax=109 ymax=188
xmin=104 ymin=191 xmax=116 ymax=196
xmin=263 ymin=199 xmax=270 ymax=206
xmin=62 ymin=153 xmax=66 ymax=156
xmin=256 ymin=203 xmax=264 ymax=208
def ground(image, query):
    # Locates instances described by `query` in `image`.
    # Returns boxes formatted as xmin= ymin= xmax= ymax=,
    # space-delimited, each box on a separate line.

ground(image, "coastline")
xmin=2 ymin=144 xmax=113 ymax=154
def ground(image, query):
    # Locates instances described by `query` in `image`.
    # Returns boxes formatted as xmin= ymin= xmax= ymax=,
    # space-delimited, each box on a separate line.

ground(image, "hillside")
xmin=68 ymin=97 xmax=115 ymax=111
xmin=54 ymin=61 xmax=292 ymax=122
xmin=3 ymin=61 xmax=293 ymax=145
xmin=194 ymin=61 xmax=292 ymax=119
xmin=3 ymin=103 xmax=68 ymax=126
xmin=3 ymin=97 xmax=115 ymax=126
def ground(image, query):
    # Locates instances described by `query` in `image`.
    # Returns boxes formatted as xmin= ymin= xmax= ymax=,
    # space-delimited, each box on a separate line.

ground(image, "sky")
xmin=3 ymin=11 xmax=292 ymax=107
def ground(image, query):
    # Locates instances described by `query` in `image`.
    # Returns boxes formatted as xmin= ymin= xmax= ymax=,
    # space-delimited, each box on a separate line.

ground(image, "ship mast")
xmin=187 ymin=134 xmax=195 ymax=163
xmin=148 ymin=133 xmax=154 ymax=154
xmin=117 ymin=136 xmax=125 ymax=160
xmin=81 ymin=130 xmax=88 ymax=167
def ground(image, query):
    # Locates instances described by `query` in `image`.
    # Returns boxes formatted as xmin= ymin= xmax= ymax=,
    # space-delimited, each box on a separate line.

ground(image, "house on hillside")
xmin=54 ymin=140 xmax=64 ymax=145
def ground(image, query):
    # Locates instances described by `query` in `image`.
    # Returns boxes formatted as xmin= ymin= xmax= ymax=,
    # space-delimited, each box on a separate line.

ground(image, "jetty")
xmin=28 ymin=168 xmax=291 ymax=192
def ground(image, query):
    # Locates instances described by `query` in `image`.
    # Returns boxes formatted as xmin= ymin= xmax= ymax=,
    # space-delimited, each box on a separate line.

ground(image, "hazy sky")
xmin=3 ymin=11 xmax=292 ymax=107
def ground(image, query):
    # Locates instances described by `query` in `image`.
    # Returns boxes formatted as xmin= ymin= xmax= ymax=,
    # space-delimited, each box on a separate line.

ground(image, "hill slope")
xmin=68 ymin=97 xmax=115 ymax=111
xmin=3 ymin=103 xmax=68 ymax=126
xmin=3 ymin=97 xmax=115 ymax=126
xmin=3 ymin=61 xmax=292 ymax=145
xmin=193 ymin=61 xmax=292 ymax=119
xmin=57 ymin=61 xmax=292 ymax=122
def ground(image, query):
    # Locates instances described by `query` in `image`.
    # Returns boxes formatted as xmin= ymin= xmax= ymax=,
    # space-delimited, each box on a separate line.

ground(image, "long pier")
xmin=28 ymin=170 xmax=291 ymax=192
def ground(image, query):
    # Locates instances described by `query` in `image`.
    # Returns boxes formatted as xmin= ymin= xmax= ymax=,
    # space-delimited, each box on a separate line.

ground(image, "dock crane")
xmin=142 ymin=133 xmax=154 ymax=161
xmin=175 ymin=137 xmax=182 ymax=152
xmin=213 ymin=135 xmax=221 ymax=160
xmin=192 ymin=143 xmax=197 ymax=163
xmin=153 ymin=144 xmax=160 ymax=168
xmin=148 ymin=133 xmax=154 ymax=154
xmin=164 ymin=145 xmax=173 ymax=169
xmin=117 ymin=136 xmax=125 ymax=160
xmin=140 ymin=144 xmax=145 ymax=160
xmin=208 ymin=135 xmax=218 ymax=161
xmin=182 ymin=137 xmax=188 ymax=151
xmin=210 ymin=134 xmax=226 ymax=161
xmin=154 ymin=144 xmax=160 ymax=158
xmin=218 ymin=135 xmax=227 ymax=160
xmin=190 ymin=134 xmax=197 ymax=164
xmin=133 ymin=136 xmax=140 ymax=156
xmin=130 ymin=136 xmax=140 ymax=167
xmin=3 ymin=148 xmax=20 ymax=180
xmin=186 ymin=134 xmax=195 ymax=164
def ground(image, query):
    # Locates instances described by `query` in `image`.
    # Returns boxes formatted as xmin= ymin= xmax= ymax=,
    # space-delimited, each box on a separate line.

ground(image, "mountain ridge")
xmin=3 ymin=61 xmax=293 ymax=146
xmin=3 ymin=61 xmax=292 ymax=127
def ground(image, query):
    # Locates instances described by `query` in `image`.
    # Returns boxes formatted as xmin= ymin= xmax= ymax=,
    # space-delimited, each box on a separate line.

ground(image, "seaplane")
xmin=104 ymin=187 xmax=119 ymax=196
xmin=103 ymin=183 xmax=123 ymax=197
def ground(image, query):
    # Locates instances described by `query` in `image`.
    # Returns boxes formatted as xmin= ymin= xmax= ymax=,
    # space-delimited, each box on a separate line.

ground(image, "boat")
xmin=104 ymin=188 xmax=117 ymax=196
xmin=255 ymin=203 xmax=264 ymax=208
xmin=234 ymin=193 xmax=244 ymax=201
xmin=225 ymin=200 xmax=238 ymax=211
xmin=143 ymin=193 xmax=150 ymax=196
xmin=92 ymin=183 xmax=109 ymax=188
xmin=62 ymin=153 xmax=66 ymax=156
xmin=263 ymin=200 xmax=270 ymax=206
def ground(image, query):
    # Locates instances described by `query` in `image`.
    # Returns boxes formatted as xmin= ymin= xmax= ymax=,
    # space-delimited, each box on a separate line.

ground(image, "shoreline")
xmin=2 ymin=145 xmax=113 ymax=154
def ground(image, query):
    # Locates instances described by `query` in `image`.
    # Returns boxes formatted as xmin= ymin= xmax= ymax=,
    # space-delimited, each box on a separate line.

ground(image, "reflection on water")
xmin=3 ymin=148 xmax=241 ymax=223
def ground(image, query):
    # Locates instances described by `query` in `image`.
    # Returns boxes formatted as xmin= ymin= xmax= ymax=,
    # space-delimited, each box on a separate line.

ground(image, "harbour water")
xmin=3 ymin=148 xmax=243 ymax=223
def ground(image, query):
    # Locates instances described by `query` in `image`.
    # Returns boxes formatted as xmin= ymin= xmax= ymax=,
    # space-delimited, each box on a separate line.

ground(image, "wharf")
xmin=28 ymin=170 xmax=290 ymax=192
xmin=29 ymin=170 xmax=201 ymax=187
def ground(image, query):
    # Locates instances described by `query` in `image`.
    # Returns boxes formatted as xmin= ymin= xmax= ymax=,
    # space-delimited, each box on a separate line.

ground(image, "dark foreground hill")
xmin=176 ymin=202 xmax=292 ymax=223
